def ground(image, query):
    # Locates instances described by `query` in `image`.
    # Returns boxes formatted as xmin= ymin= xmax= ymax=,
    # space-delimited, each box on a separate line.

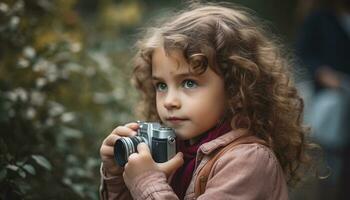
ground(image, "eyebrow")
xmin=151 ymin=72 xmax=197 ymax=81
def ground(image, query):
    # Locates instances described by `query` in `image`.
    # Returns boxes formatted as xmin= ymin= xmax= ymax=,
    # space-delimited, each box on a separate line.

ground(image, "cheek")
xmin=197 ymin=90 xmax=226 ymax=117
xmin=196 ymin=90 xmax=224 ymax=109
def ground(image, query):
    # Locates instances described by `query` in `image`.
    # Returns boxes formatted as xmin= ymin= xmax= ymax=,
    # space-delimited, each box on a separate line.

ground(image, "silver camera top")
xmin=137 ymin=121 xmax=176 ymax=148
xmin=137 ymin=121 xmax=160 ymax=144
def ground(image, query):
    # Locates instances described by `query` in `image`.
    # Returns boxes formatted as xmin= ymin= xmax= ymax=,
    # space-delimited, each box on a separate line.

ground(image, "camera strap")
xmin=194 ymin=134 xmax=269 ymax=197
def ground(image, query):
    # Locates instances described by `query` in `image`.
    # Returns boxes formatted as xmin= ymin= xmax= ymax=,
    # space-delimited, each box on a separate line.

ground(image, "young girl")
xmin=100 ymin=3 xmax=312 ymax=200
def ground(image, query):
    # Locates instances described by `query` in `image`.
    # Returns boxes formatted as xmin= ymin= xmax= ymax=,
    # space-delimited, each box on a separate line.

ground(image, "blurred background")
xmin=0 ymin=0 xmax=349 ymax=199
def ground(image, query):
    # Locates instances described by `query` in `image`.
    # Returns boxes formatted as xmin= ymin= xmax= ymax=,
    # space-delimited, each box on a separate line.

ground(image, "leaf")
xmin=23 ymin=164 xmax=36 ymax=175
xmin=6 ymin=164 xmax=19 ymax=171
xmin=31 ymin=155 xmax=52 ymax=171
xmin=16 ymin=180 xmax=30 ymax=194
xmin=16 ymin=158 xmax=28 ymax=167
xmin=60 ymin=126 xmax=82 ymax=139
xmin=18 ymin=169 xmax=26 ymax=178
xmin=16 ymin=161 xmax=25 ymax=166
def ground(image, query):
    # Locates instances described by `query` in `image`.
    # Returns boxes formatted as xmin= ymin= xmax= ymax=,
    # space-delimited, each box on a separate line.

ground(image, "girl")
xmin=100 ymin=2 xmax=312 ymax=200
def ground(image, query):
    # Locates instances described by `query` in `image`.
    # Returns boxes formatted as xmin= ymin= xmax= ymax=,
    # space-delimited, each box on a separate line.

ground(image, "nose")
xmin=164 ymin=90 xmax=181 ymax=110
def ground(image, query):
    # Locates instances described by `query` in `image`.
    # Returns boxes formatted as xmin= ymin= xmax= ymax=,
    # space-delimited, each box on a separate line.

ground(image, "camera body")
xmin=114 ymin=121 xmax=176 ymax=167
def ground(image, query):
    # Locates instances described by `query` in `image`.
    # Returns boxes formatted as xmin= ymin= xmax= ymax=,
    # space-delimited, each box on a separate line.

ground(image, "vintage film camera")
xmin=114 ymin=121 xmax=176 ymax=167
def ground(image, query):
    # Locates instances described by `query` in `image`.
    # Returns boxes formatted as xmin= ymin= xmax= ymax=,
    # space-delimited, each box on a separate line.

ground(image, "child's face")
xmin=152 ymin=47 xmax=227 ymax=141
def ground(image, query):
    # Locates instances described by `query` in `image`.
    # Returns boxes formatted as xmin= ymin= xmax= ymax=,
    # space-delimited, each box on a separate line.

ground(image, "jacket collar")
xmin=198 ymin=128 xmax=250 ymax=155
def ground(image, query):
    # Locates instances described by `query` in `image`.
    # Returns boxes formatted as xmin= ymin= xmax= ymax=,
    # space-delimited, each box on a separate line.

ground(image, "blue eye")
xmin=155 ymin=82 xmax=167 ymax=92
xmin=183 ymin=80 xmax=198 ymax=89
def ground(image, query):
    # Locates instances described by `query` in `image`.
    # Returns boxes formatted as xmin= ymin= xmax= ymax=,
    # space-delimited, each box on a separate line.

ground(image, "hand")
xmin=123 ymin=143 xmax=184 ymax=188
xmin=100 ymin=122 xmax=139 ymax=177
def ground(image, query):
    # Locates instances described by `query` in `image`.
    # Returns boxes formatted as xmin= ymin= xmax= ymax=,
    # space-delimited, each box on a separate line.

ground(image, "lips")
xmin=166 ymin=116 xmax=188 ymax=123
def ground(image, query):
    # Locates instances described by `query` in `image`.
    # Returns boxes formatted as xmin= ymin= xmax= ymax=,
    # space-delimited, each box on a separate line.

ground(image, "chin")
xmin=174 ymin=131 xmax=190 ymax=140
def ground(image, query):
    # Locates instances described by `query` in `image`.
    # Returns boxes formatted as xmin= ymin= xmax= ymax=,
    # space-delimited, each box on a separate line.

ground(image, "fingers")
xmin=158 ymin=152 xmax=184 ymax=177
xmin=125 ymin=122 xmax=139 ymax=131
xmin=124 ymin=150 xmax=156 ymax=183
xmin=127 ymin=152 xmax=139 ymax=163
xmin=100 ymin=145 xmax=114 ymax=158
xmin=122 ymin=171 xmax=127 ymax=182
xmin=100 ymin=122 xmax=140 ymax=177
xmin=104 ymin=124 xmax=139 ymax=146
xmin=103 ymin=133 xmax=121 ymax=146
xmin=137 ymin=143 xmax=151 ymax=156
xmin=111 ymin=126 xmax=137 ymax=137
xmin=124 ymin=144 xmax=151 ymax=166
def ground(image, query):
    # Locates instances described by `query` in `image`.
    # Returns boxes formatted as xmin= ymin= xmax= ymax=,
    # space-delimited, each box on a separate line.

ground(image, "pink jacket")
xmin=100 ymin=129 xmax=289 ymax=200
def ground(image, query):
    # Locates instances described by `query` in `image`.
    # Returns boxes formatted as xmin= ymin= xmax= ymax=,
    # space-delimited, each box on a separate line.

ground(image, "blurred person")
xmin=295 ymin=0 xmax=350 ymax=199
xmin=98 ymin=2 xmax=316 ymax=200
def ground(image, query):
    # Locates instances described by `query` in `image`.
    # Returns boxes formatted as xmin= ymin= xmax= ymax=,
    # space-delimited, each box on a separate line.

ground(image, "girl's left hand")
xmin=123 ymin=143 xmax=184 ymax=187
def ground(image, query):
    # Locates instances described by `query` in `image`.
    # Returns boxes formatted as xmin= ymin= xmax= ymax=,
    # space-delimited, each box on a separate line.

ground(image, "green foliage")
xmin=0 ymin=0 xmax=140 ymax=199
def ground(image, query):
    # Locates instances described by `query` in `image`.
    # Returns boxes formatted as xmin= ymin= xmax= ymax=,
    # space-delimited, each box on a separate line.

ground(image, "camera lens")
xmin=114 ymin=136 xmax=146 ymax=167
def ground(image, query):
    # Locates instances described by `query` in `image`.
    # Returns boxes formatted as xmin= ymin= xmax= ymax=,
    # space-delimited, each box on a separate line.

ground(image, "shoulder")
xmin=209 ymin=143 xmax=287 ymax=192
xmin=213 ymin=143 xmax=280 ymax=176
xmin=201 ymin=143 xmax=288 ymax=199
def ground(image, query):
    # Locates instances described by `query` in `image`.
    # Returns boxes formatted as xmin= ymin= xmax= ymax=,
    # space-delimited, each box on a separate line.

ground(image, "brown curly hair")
xmin=131 ymin=2 xmax=314 ymax=186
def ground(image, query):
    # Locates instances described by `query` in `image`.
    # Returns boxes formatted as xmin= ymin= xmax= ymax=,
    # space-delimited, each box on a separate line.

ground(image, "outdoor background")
xmin=1 ymin=0 xmax=348 ymax=199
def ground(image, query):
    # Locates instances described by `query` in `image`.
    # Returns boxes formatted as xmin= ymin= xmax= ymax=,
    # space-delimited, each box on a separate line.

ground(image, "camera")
xmin=114 ymin=121 xmax=176 ymax=167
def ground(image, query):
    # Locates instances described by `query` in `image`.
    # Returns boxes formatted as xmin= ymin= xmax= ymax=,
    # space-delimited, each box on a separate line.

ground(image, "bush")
xmin=0 ymin=0 xmax=138 ymax=199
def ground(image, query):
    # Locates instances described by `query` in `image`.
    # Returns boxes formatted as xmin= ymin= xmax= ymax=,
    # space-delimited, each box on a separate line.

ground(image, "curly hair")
xmin=131 ymin=2 xmax=314 ymax=186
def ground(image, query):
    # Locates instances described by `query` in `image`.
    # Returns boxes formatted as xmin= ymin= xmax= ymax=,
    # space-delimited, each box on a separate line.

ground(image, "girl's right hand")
xmin=100 ymin=122 xmax=139 ymax=177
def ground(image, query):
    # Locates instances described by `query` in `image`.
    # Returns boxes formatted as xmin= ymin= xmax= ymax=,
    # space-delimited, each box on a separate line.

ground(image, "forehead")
xmin=152 ymin=47 xmax=192 ymax=75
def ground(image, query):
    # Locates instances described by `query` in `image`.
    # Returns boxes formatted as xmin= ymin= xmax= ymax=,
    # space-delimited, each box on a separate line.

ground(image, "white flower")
xmin=26 ymin=107 xmax=36 ymax=119
xmin=70 ymin=42 xmax=81 ymax=53
xmin=48 ymin=101 xmax=65 ymax=117
xmin=36 ymin=78 xmax=47 ymax=88
xmin=23 ymin=46 xmax=36 ymax=59
xmin=0 ymin=3 xmax=9 ymax=13
xmin=46 ymin=63 xmax=58 ymax=82
xmin=6 ymin=88 xmax=28 ymax=102
xmin=33 ymin=59 xmax=49 ymax=72
xmin=61 ymin=112 xmax=75 ymax=123
xmin=65 ymin=62 xmax=82 ymax=73
xmin=47 ymin=73 xmax=58 ymax=82
xmin=10 ymin=16 xmax=20 ymax=29
xmin=30 ymin=91 xmax=45 ymax=106
xmin=89 ymin=52 xmax=111 ymax=72
xmin=18 ymin=58 xmax=30 ymax=68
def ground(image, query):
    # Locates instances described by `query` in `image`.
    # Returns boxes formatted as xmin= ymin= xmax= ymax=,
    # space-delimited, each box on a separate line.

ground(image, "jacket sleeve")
xmin=197 ymin=144 xmax=289 ymax=200
xmin=99 ymin=163 xmax=133 ymax=200
xmin=126 ymin=170 xmax=179 ymax=200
